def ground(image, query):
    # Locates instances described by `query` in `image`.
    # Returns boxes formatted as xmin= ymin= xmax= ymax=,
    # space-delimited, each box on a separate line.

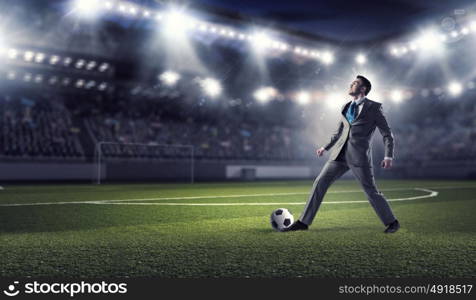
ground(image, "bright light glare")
xmin=160 ymin=71 xmax=181 ymax=86
xmin=251 ymin=33 xmax=273 ymax=51
xmin=253 ymin=87 xmax=277 ymax=103
xmin=448 ymin=82 xmax=463 ymax=96
xmin=321 ymin=51 xmax=334 ymax=64
xmin=201 ymin=78 xmax=222 ymax=98
xmin=163 ymin=10 xmax=196 ymax=34
xmin=416 ymin=30 xmax=443 ymax=51
xmin=73 ymin=0 xmax=101 ymax=18
xmin=390 ymin=90 xmax=403 ymax=103
xmin=24 ymin=51 xmax=34 ymax=62
xmin=296 ymin=91 xmax=311 ymax=105
xmin=355 ymin=53 xmax=366 ymax=65
xmin=325 ymin=93 xmax=345 ymax=109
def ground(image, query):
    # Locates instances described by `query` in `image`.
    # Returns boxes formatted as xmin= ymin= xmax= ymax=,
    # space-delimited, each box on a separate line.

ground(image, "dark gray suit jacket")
xmin=323 ymin=99 xmax=394 ymax=167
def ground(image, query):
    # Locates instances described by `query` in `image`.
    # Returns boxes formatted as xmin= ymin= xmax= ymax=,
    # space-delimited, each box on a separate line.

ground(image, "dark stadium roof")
xmin=188 ymin=0 xmax=476 ymax=42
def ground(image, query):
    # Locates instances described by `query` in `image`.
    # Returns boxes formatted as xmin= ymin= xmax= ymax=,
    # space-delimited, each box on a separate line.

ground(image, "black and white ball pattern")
xmin=270 ymin=208 xmax=294 ymax=231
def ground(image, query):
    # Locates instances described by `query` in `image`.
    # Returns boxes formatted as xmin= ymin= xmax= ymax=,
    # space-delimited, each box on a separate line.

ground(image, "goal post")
xmin=94 ymin=141 xmax=194 ymax=184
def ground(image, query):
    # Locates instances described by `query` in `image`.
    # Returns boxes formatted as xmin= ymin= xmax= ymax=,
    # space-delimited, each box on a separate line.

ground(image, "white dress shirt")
xmin=351 ymin=95 xmax=366 ymax=117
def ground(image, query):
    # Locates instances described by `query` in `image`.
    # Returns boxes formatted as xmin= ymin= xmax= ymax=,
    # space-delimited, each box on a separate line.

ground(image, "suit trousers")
xmin=299 ymin=149 xmax=397 ymax=226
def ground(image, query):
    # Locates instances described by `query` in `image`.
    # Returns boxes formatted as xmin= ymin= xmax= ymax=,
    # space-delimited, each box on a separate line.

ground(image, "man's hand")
xmin=316 ymin=147 xmax=326 ymax=157
xmin=381 ymin=158 xmax=393 ymax=169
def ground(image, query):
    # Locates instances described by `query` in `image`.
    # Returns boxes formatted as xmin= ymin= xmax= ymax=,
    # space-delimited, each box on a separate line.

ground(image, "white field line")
xmin=87 ymin=188 xmax=439 ymax=206
xmin=0 ymin=186 xmax=447 ymax=207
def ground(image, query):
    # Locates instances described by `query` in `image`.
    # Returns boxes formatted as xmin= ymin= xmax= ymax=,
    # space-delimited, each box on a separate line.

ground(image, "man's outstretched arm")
xmin=317 ymin=120 xmax=344 ymax=156
xmin=375 ymin=104 xmax=395 ymax=168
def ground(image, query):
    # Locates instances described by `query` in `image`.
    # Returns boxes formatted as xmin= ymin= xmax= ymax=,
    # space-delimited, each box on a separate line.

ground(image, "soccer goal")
xmin=94 ymin=141 xmax=194 ymax=184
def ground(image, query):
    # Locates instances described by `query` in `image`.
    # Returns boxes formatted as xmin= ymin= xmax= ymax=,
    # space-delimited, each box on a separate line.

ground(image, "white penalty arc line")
xmin=0 ymin=187 xmax=441 ymax=207
xmin=90 ymin=188 xmax=439 ymax=206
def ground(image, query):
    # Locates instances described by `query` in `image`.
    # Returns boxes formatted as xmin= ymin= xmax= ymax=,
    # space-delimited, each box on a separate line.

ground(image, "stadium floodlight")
xmin=310 ymin=50 xmax=320 ymax=58
xmin=355 ymin=53 xmax=366 ymax=65
xmin=163 ymin=10 xmax=196 ymax=35
xmin=72 ymin=0 xmax=101 ymax=18
xmin=450 ymin=30 xmax=459 ymax=38
xmin=50 ymin=55 xmax=60 ymax=65
xmin=35 ymin=53 xmax=45 ymax=63
xmin=98 ymin=82 xmax=108 ymax=90
xmin=296 ymin=91 xmax=311 ymax=105
xmin=461 ymin=27 xmax=469 ymax=35
xmin=75 ymin=59 xmax=85 ymax=69
xmin=448 ymin=81 xmax=463 ymax=97
xmin=127 ymin=6 xmax=137 ymax=15
xmin=7 ymin=48 xmax=18 ymax=59
xmin=98 ymin=62 xmax=109 ymax=72
xmin=104 ymin=1 xmax=113 ymax=10
xmin=86 ymin=61 xmax=96 ymax=70
xmin=160 ymin=71 xmax=181 ymax=86
xmin=416 ymin=29 xmax=443 ymax=52
xmin=253 ymin=87 xmax=277 ymax=103
xmin=280 ymin=43 xmax=289 ymax=51
xmin=201 ymin=78 xmax=222 ymax=98
xmin=251 ymin=32 xmax=273 ymax=51
xmin=390 ymin=89 xmax=404 ymax=103
xmin=24 ymin=51 xmax=34 ymax=62
xmin=76 ymin=79 xmax=85 ymax=88
xmin=34 ymin=74 xmax=43 ymax=84
xmin=63 ymin=57 xmax=73 ymax=66
xmin=321 ymin=51 xmax=334 ymax=64
xmin=390 ymin=47 xmax=399 ymax=56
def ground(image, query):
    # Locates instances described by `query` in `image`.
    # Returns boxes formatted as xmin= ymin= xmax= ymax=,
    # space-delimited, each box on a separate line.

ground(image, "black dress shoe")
xmin=283 ymin=220 xmax=309 ymax=232
xmin=384 ymin=219 xmax=400 ymax=233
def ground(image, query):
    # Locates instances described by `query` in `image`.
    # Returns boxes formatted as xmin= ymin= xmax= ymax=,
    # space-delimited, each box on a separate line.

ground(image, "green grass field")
xmin=0 ymin=180 xmax=475 ymax=278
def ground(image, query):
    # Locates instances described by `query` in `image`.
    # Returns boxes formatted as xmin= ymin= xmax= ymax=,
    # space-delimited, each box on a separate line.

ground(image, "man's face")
xmin=348 ymin=79 xmax=364 ymax=96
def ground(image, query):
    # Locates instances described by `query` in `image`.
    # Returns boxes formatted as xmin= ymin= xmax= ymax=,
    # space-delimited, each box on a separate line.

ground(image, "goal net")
xmin=94 ymin=141 xmax=194 ymax=184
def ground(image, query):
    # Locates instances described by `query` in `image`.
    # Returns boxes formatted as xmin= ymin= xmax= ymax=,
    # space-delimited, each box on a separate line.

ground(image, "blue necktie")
xmin=346 ymin=101 xmax=357 ymax=123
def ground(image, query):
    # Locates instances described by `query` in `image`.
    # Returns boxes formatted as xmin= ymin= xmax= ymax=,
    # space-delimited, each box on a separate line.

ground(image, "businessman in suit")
xmin=286 ymin=75 xmax=400 ymax=233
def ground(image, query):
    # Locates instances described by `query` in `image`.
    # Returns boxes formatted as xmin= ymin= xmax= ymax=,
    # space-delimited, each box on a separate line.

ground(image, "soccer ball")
xmin=270 ymin=208 xmax=294 ymax=232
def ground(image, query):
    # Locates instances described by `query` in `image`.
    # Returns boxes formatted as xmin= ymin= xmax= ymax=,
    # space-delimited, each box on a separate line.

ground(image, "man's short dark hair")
xmin=357 ymin=75 xmax=371 ymax=96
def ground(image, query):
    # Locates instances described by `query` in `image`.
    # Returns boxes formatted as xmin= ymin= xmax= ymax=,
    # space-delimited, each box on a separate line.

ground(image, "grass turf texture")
xmin=0 ymin=180 xmax=475 ymax=278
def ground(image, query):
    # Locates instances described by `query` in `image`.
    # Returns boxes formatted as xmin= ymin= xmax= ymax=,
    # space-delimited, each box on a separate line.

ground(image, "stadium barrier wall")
xmin=0 ymin=160 xmax=475 ymax=182
xmin=226 ymin=165 xmax=312 ymax=180
xmin=0 ymin=162 xmax=97 ymax=181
